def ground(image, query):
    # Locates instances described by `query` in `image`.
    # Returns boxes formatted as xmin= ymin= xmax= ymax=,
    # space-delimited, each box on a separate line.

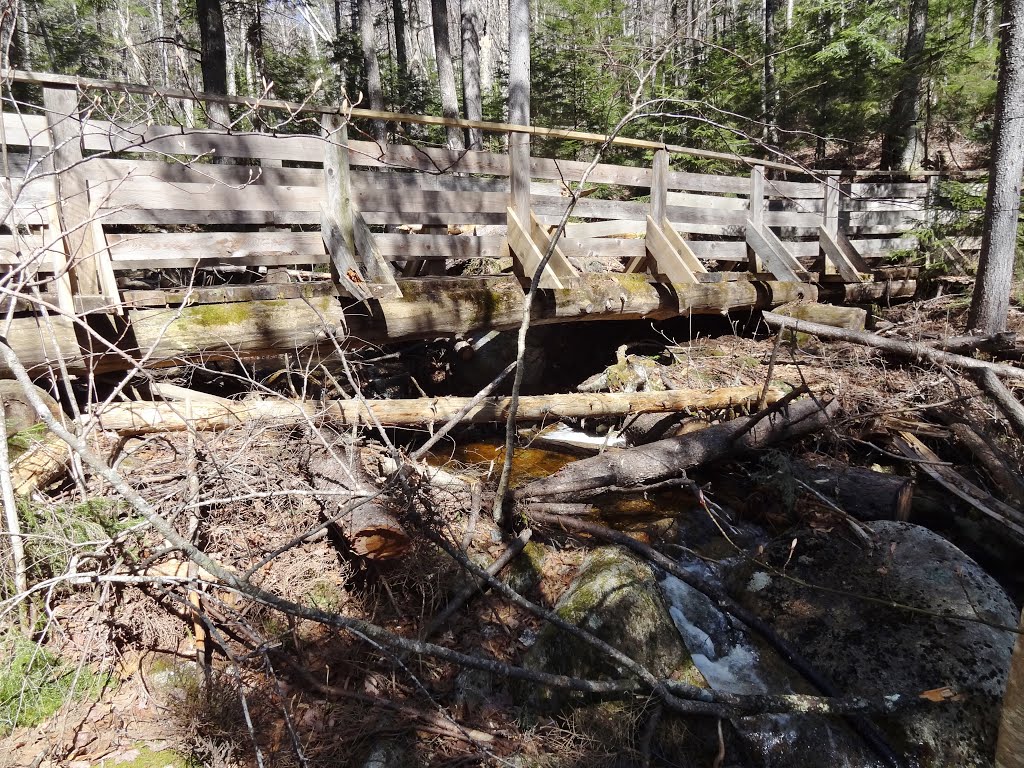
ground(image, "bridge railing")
xmin=0 ymin=70 xmax=952 ymax=316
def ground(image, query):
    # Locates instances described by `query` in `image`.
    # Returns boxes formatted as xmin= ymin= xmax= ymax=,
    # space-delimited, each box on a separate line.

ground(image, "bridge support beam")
xmin=4 ymin=274 xmax=819 ymax=377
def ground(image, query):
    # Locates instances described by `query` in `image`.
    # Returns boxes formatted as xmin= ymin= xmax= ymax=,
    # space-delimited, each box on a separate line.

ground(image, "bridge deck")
xmin=1 ymin=72 xmax=928 ymax=376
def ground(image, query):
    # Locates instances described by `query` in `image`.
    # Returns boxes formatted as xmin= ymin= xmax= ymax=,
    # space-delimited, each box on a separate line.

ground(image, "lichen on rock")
xmin=522 ymin=545 xmax=701 ymax=709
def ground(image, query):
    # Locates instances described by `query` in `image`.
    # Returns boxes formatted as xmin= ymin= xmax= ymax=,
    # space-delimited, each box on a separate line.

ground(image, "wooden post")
xmin=322 ymin=113 xmax=356 ymax=256
xmin=651 ymin=148 xmax=668 ymax=224
xmin=321 ymin=113 xmax=372 ymax=301
xmin=628 ymin=149 xmax=669 ymax=274
xmin=822 ymin=171 xmax=840 ymax=237
xmin=42 ymin=86 xmax=102 ymax=297
xmin=508 ymin=0 xmax=531 ymax=224
xmin=746 ymin=165 xmax=765 ymax=274
xmin=818 ymin=171 xmax=840 ymax=275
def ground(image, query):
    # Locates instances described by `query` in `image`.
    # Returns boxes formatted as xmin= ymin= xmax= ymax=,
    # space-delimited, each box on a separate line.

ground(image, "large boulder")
xmin=523 ymin=546 xmax=702 ymax=708
xmin=723 ymin=520 xmax=1017 ymax=767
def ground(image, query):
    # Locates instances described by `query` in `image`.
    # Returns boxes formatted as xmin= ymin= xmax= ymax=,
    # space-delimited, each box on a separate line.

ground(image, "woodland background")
xmin=0 ymin=0 xmax=1003 ymax=172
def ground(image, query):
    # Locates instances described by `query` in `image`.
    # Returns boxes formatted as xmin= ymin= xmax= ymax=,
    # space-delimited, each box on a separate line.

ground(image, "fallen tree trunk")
xmin=92 ymin=387 xmax=786 ymax=434
xmin=517 ymin=396 xmax=838 ymax=501
xmin=792 ymin=457 xmax=913 ymax=521
xmin=932 ymin=331 xmax=1017 ymax=356
xmin=306 ymin=452 xmax=410 ymax=560
xmin=761 ymin=311 xmax=1024 ymax=381
xmin=974 ymin=369 xmax=1024 ymax=440
xmin=11 ymin=433 xmax=71 ymax=496
xmin=893 ymin=431 xmax=1024 ymax=542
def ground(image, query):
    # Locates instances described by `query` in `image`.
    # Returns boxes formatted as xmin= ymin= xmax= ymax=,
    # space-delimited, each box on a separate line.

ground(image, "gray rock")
xmin=523 ymin=545 xmax=703 ymax=709
xmin=722 ymin=520 xmax=1017 ymax=767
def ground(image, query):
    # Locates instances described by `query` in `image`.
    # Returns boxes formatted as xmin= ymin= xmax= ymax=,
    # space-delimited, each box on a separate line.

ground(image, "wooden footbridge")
xmin=1 ymin=71 xmax=930 ymax=378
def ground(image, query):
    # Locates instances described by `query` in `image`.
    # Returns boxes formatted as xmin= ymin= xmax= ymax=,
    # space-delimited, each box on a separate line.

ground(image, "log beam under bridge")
xmin=5 ymin=273 xmax=828 ymax=377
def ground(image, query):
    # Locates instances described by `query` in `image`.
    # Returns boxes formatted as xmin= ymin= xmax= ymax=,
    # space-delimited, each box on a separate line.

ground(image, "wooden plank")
xmin=0 ymin=113 xmax=50 ymax=147
xmin=354 ymin=187 xmax=509 ymax=214
xmin=645 ymin=216 xmax=697 ymax=284
xmin=87 ymin=157 xmax=323 ymax=187
xmin=818 ymin=226 xmax=864 ymax=283
xmin=374 ymin=233 xmax=504 ymax=260
xmin=558 ymin=236 xmax=646 ymax=263
xmin=662 ymin=218 xmax=707 ymax=273
xmin=529 ymin=210 xmax=577 ymax=281
xmin=85 ymin=181 xmax=122 ymax=312
xmin=320 ymin=205 xmax=372 ymax=301
xmin=666 ymin=170 xmax=749 ymax=195
xmin=43 ymin=86 xmax=104 ymax=296
xmin=834 ymin=228 xmax=873 ymax=273
xmin=105 ymin=232 xmax=329 ymax=267
xmin=81 ymin=119 xmax=323 ymax=162
xmin=849 ymin=182 xmax=928 ymax=197
xmin=666 ymin=191 xmax=748 ymax=210
xmin=562 ymin=219 xmax=646 ymax=238
xmin=89 ymin=176 xmax=323 ymax=213
xmin=822 ymin=173 xmax=839 ymax=237
xmin=506 ymin=207 xmax=563 ymax=289
xmin=762 ymin=178 xmax=822 ymax=198
xmin=351 ymin=204 xmax=401 ymax=297
xmin=747 ymin=166 xmax=765 ymax=273
xmin=745 ymin=220 xmax=807 ymax=282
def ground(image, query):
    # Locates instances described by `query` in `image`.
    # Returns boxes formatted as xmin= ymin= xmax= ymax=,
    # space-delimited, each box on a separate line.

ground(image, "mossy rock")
xmin=503 ymin=541 xmax=546 ymax=596
xmin=1 ymin=380 xmax=62 ymax=439
xmin=522 ymin=546 xmax=697 ymax=709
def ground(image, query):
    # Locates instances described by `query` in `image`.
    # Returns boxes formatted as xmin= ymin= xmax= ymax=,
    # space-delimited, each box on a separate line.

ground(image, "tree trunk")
xmin=761 ymin=310 xmax=1024 ymax=381
xmin=196 ymin=0 xmax=230 ymax=127
xmin=792 ymin=458 xmax=913 ymax=521
xmin=356 ymin=0 xmax=387 ymax=142
xmin=881 ymin=0 xmax=928 ymax=170
xmin=306 ymin=452 xmax=411 ymax=560
xmin=431 ymin=0 xmax=465 ymax=150
xmin=997 ymin=608 xmax=1024 ymax=767
xmin=762 ymin=0 xmax=780 ymax=146
xmin=461 ymin=0 xmax=484 ymax=149
xmin=516 ymin=397 xmax=839 ymax=501
xmin=967 ymin=0 xmax=1024 ymax=333
xmin=94 ymin=387 xmax=787 ymax=434
xmin=392 ymin=0 xmax=409 ymax=104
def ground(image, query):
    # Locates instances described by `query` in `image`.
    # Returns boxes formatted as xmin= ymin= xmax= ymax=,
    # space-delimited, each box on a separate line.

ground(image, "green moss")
xmin=180 ymin=302 xmax=254 ymax=329
xmin=0 ymin=633 xmax=111 ymax=734
xmin=523 ymin=547 xmax=697 ymax=709
xmin=504 ymin=541 xmax=546 ymax=596
xmin=113 ymin=746 xmax=187 ymax=768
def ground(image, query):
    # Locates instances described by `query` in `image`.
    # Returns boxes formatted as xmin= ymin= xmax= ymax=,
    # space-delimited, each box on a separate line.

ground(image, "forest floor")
xmin=3 ymin=285 xmax=1024 ymax=768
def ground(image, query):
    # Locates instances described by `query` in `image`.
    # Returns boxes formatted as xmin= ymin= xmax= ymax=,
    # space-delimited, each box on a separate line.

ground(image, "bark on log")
xmin=932 ymin=331 xmax=1017 ymax=356
xmin=818 ymin=280 xmax=917 ymax=304
xmin=792 ymin=457 xmax=913 ymax=521
xmin=93 ymin=387 xmax=786 ymax=434
xmin=762 ymin=311 xmax=1024 ymax=381
xmin=5 ymin=275 xmax=815 ymax=376
xmin=933 ymin=409 xmax=1024 ymax=508
xmin=997 ymin=607 xmax=1024 ymax=768
xmin=306 ymin=452 xmax=410 ymax=560
xmin=974 ymin=369 xmax=1024 ymax=440
xmin=892 ymin=431 xmax=1024 ymax=542
xmin=516 ymin=396 xmax=839 ymax=501
xmin=11 ymin=433 xmax=70 ymax=496
xmin=774 ymin=302 xmax=867 ymax=331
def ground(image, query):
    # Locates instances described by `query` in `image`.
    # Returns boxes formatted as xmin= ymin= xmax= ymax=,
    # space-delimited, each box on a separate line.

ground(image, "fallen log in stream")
xmin=92 ymin=387 xmax=784 ymax=434
xmin=517 ymin=396 xmax=838 ymax=501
